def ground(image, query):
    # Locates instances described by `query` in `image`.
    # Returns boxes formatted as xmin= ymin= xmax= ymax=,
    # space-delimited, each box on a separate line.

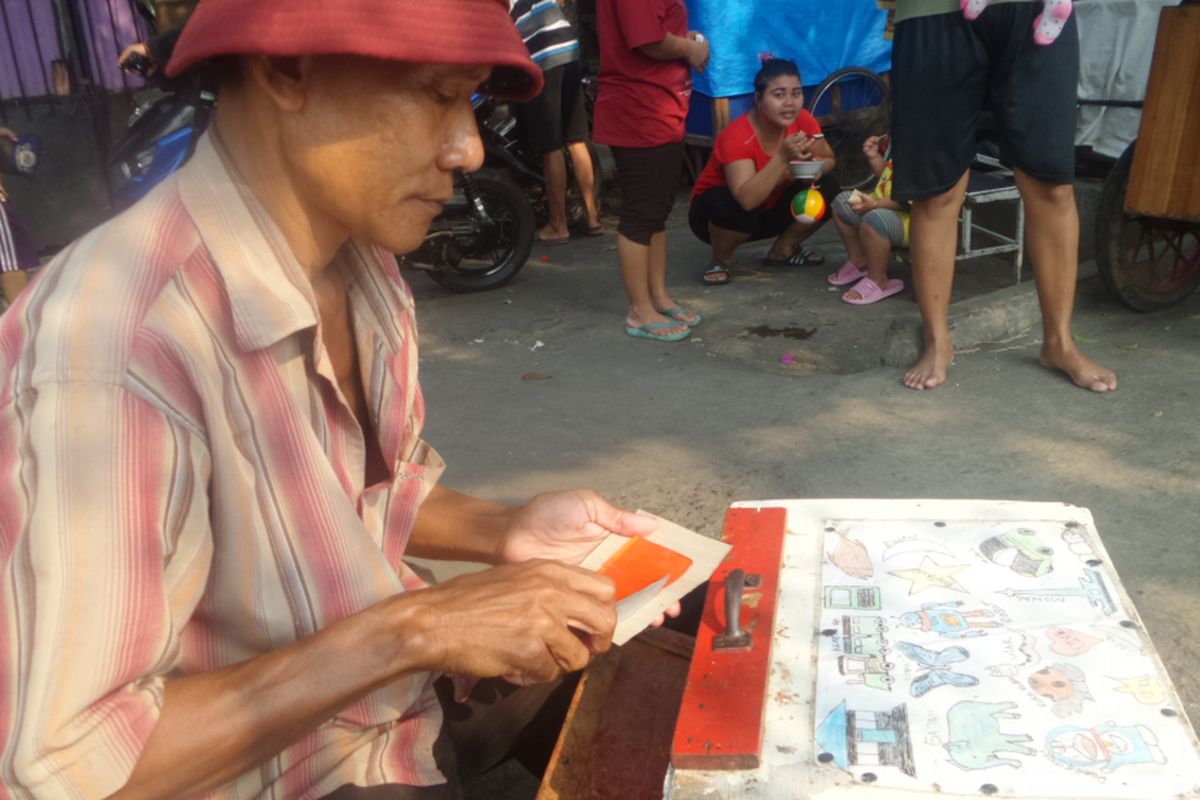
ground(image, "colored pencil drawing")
xmin=944 ymin=701 xmax=1034 ymax=771
xmin=889 ymin=557 xmax=970 ymax=595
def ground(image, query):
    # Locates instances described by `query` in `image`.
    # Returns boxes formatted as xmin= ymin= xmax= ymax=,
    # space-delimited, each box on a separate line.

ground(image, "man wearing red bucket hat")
xmin=0 ymin=1 xmax=669 ymax=797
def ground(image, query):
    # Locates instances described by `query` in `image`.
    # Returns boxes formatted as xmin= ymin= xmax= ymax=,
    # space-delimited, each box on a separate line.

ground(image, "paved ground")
xmin=409 ymin=187 xmax=1200 ymax=796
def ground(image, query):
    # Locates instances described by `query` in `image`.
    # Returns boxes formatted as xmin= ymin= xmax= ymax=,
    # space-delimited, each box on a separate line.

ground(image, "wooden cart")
xmin=1095 ymin=4 xmax=1200 ymax=310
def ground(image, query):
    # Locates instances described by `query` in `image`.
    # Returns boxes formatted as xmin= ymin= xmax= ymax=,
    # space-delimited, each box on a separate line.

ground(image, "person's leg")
xmin=564 ymin=140 xmax=600 ymax=230
xmin=559 ymin=62 xmax=599 ymax=231
xmin=540 ymin=148 xmax=570 ymax=240
xmin=903 ymin=171 xmax=969 ymax=390
xmin=709 ymin=224 xmax=751 ymax=267
xmin=831 ymin=192 xmax=868 ymax=267
xmin=1014 ymin=169 xmax=1116 ymax=391
xmin=842 ymin=224 xmax=894 ymax=300
xmin=611 ymin=144 xmax=687 ymax=336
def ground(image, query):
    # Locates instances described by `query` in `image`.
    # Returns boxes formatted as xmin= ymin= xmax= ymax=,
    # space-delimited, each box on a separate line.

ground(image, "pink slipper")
xmin=842 ymin=276 xmax=904 ymax=305
xmin=1033 ymin=0 xmax=1072 ymax=45
xmin=827 ymin=260 xmax=867 ymax=286
xmin=961 ymin=0 xmax=990 ymax=21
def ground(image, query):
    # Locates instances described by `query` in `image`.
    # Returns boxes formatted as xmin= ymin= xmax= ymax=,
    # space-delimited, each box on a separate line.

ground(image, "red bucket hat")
xmin=166 ymin=0 xmax=543 ymax=100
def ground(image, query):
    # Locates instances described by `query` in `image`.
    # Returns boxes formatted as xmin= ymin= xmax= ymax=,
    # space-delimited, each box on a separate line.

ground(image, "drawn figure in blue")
xmin=900 ymin=601 xmax=1001 ymax=639
xmin=896 ymin=641 xmax=978 ymax=697
xmin=1046 ymin=722 xmax=1166 ymax=773
xmin=944 ymin=701 xmax=1034 ymax=770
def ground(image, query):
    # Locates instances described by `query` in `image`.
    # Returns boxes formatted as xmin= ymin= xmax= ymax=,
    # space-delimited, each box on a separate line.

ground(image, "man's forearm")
xmin=405 ymin=483 xmax=514 ymax=563
xmin=114 ymin=596 xmax=432 ymax=799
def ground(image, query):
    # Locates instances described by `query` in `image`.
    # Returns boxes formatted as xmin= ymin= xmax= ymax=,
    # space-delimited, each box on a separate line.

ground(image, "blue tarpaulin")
xmin=684 ymin=0 xmax=893 ymax=97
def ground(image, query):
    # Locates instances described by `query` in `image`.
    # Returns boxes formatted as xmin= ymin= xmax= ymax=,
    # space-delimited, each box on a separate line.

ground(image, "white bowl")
xmin=788 ymin=160 xmax=823 ymax=181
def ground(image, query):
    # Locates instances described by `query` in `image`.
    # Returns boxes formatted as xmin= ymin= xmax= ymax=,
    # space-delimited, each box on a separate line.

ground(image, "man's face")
xmin=281 ymin=57 xmax=489 ymax=255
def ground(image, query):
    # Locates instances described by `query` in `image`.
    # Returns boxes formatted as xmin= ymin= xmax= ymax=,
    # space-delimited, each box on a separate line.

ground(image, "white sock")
xmin=1033 ymin=0 xmax=1073 ymax=45
xmin=961 ymin=0 xmax=990 ymax=21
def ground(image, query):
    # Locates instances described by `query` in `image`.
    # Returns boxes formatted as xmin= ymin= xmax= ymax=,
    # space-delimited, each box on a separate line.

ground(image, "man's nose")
xmin=439 ymin=107 xmax=485 ymax=173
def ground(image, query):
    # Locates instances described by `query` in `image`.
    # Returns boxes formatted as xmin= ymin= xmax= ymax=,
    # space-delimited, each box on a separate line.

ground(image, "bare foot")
xmin=904 ymin=339 xmax=954 ymax=391
xmin=1041 ymin=343 xmax=1118 ymax=392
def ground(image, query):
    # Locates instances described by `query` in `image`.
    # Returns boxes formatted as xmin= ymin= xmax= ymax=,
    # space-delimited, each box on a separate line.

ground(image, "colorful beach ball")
xmin=790 ymin=187 xmax=826 ymax=224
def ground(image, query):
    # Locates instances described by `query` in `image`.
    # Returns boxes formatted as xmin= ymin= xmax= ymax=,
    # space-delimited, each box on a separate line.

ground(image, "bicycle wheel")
xmin=1095 ymin=141 xmax=1200 ymax=312
xmin=806 ymin=67 xmax=890 ymax=190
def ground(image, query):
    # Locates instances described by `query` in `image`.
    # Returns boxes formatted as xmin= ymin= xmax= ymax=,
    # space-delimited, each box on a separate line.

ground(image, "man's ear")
xmin=245 ymin=55 xmax=314 ymax=112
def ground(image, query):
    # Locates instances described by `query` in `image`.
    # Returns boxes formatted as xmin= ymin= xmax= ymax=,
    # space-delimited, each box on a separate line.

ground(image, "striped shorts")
xmin=831 ymin=191 xmax=908 ymax=247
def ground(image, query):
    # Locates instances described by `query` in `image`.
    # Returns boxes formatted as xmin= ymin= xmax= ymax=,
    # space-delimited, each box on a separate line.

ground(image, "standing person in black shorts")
xmin=509 ymin=0 xmax=601 ymax=244
xmin=891 ymin=0 xmax=1117 ymax=392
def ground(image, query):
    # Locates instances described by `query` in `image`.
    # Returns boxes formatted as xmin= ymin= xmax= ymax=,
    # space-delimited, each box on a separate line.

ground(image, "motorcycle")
xmin=399 ymin=91 xmax=602 ymax=293
xmin=105 ymin=51 xmax=214 ymax=211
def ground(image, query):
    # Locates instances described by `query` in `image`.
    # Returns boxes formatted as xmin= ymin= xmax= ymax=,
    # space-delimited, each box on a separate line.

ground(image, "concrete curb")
xmin=878 ymin=262 xmax=1099 ymax=368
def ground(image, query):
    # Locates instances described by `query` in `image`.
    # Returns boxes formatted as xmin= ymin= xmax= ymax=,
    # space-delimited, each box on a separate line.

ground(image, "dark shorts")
xmin=610 ymin=141 xmax=684 ymax=246
xmin=515 ymin=60 xmax=589 ymax=155
xmin=0 ymin=196 xmax=39 ymax=273
xmin=890 ymin=2 xmax=1079 ymax=201
xmin=688 ymin=174 xmax=840 ymax=244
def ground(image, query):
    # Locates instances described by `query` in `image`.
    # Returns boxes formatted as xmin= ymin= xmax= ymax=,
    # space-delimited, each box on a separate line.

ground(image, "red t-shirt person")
xmin=593 ymin=0 xmax=691 ymax=148
xmin=690 ymin=110 xmax=824 ymax=207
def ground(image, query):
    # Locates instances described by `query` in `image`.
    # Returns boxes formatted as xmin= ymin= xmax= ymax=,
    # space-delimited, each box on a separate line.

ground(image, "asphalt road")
xmin=410 ymin=203 xmax=1200 ymax=796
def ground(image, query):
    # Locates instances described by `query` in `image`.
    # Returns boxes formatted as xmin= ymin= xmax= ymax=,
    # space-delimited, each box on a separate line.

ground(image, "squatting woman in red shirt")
xmin=688 ymin=58 xmax=839 ymax=285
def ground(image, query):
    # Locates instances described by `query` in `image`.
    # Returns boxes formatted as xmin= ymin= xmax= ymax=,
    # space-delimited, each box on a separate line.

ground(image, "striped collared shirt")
xmin=0 ymin=132 xmax=448 ymax=798
xmin=509 ymin=0 xmax=581 ymax=72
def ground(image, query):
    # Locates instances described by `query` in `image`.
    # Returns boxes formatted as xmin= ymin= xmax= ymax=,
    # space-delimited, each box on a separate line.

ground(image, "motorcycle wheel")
xmin=428 ymin=169 xmax=535 ymax=293
xmin=1095 ymin=141 xmax=1200 ymax=312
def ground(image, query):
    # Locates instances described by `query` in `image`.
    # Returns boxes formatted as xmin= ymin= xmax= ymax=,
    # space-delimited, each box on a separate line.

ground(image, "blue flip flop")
xmin=661 ymin=306 xmax=702 ymax=327
xmin=625 ymin=320 xmax=691 ymax=342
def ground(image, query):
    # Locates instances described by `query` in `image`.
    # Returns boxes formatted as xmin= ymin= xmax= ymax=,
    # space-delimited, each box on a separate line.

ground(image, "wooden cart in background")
xmin=1095 ymin=4 xmax=1200 ymax=310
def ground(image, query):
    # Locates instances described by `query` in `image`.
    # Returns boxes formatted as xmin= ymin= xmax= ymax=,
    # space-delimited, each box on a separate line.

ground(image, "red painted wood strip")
xmin=670 ymin=506 xmax=788 ymax=770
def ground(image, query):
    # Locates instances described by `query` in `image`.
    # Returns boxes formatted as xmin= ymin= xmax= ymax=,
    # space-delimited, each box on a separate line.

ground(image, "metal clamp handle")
xmin=714 ymin=569 xmax=756 ymax=651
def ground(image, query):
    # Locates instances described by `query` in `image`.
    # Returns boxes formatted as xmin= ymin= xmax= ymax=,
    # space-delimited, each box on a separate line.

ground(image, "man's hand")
xmin=499 ymin=489 xmax=658 ymax=566
xmin=0 ymin=128 xmax=17 ymax=143
xmin=403 ymin=559 xmax=617 ymax=685
xmin=687 ymin=31 xmax=710 ymax=72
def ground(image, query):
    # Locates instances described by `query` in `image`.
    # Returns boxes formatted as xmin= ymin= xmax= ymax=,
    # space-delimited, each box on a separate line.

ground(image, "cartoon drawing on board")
xmin=1027 ymin=664 xmax=1094 ymax=717
xmin=815 ymin=701 xmax=916 ymax=777
xmin=1060 ymin=524 xmax=1101 ymax=562
xmin=979 ymin=528 xmax=1054 ymax=577
xmin=900 ymin=601 xmax=1002 ymax=639
xmin=944 ymin=701 xmax=1034 ymax=771
xmin=827 ymin=530 xmax=873 ymax=580
xmin=1110 ymin=675 xmax=1168 ymax=705
xmin=1045 ymin=626 xmax=1101 ymax=656
xmin=834 ymin=615 xmax=890 ymax=657
xmin=825 ymin=585 xmax=882 ymax=610
xmin=838 ymin=654 xmax=895 ymax=690
xmin=889 ymin=557 xmax=969 ymax=595
xmin=1046 ymin=722 xmax=1167 ymax=773
xmin=883 ymin=538 xmax=956 ymax=562
xmin=895 ymin=641 xmax=978 ymax=697
xmin=998 ymin=569 xmax=1116 ymax=615
xmin=987 ymin=631 xmax=1041 ymax=677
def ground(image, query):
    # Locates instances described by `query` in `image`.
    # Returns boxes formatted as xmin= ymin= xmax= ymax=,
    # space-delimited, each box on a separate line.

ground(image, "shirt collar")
xmin=177 ymin=131 xmax=319 ymax=352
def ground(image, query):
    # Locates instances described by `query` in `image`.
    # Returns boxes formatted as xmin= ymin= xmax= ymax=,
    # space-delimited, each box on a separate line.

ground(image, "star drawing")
xmin=889 ymin=557 xmax=969 ymax=594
